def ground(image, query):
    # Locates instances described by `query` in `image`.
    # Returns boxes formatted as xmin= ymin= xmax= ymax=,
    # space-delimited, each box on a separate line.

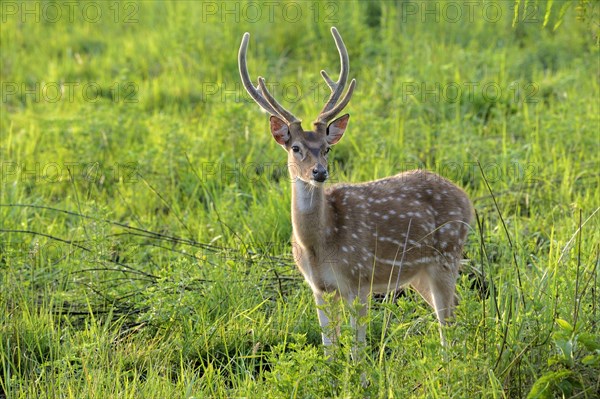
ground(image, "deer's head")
xmin=239 ymin=27 xmax=356 ymax=186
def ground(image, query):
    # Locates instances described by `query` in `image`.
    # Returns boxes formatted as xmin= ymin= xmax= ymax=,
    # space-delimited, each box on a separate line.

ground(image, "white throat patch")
xmin=294 ymin=179 xmax=320 ymax=213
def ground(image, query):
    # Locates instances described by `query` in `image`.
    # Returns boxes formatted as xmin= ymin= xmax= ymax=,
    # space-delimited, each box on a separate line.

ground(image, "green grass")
xmin=1 ymin=0 xmax=599 ymax=397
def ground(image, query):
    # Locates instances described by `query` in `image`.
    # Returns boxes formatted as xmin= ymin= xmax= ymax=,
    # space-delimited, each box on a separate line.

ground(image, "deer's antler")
xmin=315 ymin=27 xmax=356 ymax=126
xmin=238 ymin=32 xmax=300 ymax=125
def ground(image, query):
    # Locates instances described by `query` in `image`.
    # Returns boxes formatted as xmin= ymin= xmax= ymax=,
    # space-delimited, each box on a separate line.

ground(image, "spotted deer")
xmin=238 ymin=27 xmax=473 ymax=354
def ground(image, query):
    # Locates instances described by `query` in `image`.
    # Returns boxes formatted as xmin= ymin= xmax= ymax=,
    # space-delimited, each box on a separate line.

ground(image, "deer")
xmin=238 ymin=27 xmax=473 ymax=359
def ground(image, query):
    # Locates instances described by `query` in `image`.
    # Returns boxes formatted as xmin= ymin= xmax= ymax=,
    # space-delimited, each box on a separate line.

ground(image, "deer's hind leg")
xmin=428 ymin=268 xmax=458 ymax=324
xmin=345 ymin=287 xmax=369 ymax=362
xmin=410 ymin=275 xmax=435 ymax=311
xmin=410 ymin=264 xmax=459 ymax=345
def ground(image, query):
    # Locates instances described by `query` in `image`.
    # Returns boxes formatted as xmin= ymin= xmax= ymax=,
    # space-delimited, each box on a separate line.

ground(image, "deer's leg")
xmin=314 ymin=291 xmax=339 ymax=355
xmin=346 ymin=289 xmax=368 ymax=362
xmin=410 ymin=276 xmax=435 ymax=310
xmin=347 ymin=289 xmax=369 ymax=387
xmin=428 ymin=267 xmax=459 ymax=346
xmin=429 ymin=270 xmax=458 ymax=323
xmin=410 ymin=266 xmax=458 ymax=345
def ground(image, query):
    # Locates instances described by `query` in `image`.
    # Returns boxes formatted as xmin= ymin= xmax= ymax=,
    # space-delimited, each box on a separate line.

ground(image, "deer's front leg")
xmin=314 ymin=291 xmax=340 ymax=357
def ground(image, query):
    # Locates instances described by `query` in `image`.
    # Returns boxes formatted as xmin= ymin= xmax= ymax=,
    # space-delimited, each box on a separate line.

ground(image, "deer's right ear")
xmin=270 ymin=115 xmax=290 ymax=145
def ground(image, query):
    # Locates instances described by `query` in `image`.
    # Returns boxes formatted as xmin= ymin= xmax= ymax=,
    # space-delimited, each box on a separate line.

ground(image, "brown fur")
xmin=291 ymin=169 xmax=472 ymax=304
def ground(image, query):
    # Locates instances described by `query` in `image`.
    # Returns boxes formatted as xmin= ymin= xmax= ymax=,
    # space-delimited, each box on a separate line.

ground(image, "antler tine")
xmin=258 ymin=77 xmax=300 ymax=124
xmin=316 ymin=27 xmax=355 ymax=124
xmin=319 ymin=78 xmax=356 ymax=122
xmin=238 ymin=32 xmax=300 ymax=125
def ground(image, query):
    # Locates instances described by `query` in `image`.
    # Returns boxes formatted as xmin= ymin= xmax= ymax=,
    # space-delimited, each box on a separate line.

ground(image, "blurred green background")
xmin=1 ymin=1 xmax=598 ymax=397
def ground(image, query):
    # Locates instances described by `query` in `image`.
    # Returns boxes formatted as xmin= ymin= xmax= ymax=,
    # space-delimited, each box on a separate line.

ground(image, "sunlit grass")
xmin=1 ymin=1 xmax=599 ymax=397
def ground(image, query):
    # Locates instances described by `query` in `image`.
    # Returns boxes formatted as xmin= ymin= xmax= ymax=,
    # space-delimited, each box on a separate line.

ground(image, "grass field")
xmin=1 ymin=0 xmax=599 ymax=397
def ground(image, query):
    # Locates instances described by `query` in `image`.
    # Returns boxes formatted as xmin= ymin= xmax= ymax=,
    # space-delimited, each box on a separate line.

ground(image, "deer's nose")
xmin=312 ymin=165 xmax=328 ymax=182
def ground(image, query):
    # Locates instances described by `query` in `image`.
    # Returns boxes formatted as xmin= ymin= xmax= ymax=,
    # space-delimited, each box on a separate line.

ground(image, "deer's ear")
xmin=326 ymin=114 xmax=349 ymax=145
xmin=270 ymin=115 xmax=289 ymax=145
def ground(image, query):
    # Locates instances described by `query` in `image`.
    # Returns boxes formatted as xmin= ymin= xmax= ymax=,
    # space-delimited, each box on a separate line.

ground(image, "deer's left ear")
xmin=326 ymin=114 xmax=349 ymax=145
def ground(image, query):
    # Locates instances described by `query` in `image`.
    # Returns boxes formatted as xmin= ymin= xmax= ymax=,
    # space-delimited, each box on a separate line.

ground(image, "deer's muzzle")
xmin=312 ymin=164 xmax=328 ymax=183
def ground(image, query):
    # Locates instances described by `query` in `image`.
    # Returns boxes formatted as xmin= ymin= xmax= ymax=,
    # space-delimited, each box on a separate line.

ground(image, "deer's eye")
xmin=291 ymin=145 xmax=300 ymax=153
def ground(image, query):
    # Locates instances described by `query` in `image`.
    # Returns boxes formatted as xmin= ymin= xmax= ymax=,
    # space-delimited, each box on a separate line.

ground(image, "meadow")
xmin=1 ymin=0 xmax=599 ymax=397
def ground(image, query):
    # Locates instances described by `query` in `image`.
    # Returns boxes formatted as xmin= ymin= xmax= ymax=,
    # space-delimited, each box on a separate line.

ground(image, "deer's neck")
xmin=291 ymin=179 xmax=331 ymax=249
